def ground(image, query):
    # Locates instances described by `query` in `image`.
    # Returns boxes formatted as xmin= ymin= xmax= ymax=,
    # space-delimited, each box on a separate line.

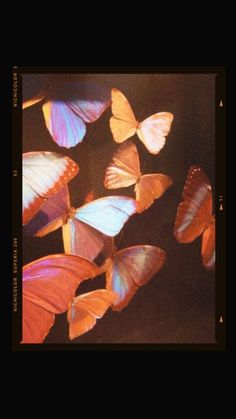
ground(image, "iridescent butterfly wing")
xmin=23 ymin=185 xmax=70 ymax=237
xmin=63 ymin=196 xmax=139 ymax=261
xmin=104 ymin=245 xmax=166 ymax=311
xmin=42 ymin=82 xmax=110 ymax=148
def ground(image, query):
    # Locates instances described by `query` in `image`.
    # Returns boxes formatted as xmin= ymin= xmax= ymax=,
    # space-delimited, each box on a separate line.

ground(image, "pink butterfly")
xmin=22 ymin=82 xmax=110 ymax=148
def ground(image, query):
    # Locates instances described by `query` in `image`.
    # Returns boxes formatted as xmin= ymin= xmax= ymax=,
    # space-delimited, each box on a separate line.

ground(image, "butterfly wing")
xmin=23 ymin=186 xmax=70 ymax=237
xmin=42 ymin=100 xmax=87 ymax=148
xmin=74 ymin=196 xmax=139 ymax=237
xmin=22 ymin=298 xmax=55 ymax=343
xmin=110 ymin=88 xmax=138 ymax=143
xmin=105 ymin=245 xmax=166 ymax=311
xmin=67 ymin=99 xmax=109 ymax=123
xmin=42 ymin=82 xmax=110 ymax=148
xmin=174 ymin=166 xmax=213 ymax=243
xmin=201 ymin=219 xmax=215 ymax=270
xmin=135 ymin=173 xmax=173 ymax=212
xmin=62 ymin=218 xmax=105 ymax=261
xmin=67 ymin=290 xmax=117 ymax=340
xmin=137 ymin=112 xmax=174 ymax=154
xmin=102 ymin=237 xmax=116 ymax=258
xmin=22 ymin=254 xmax=98 ymax=343
xmin=23 ymin=152 xmax=78 ymax=225
xmin=104 ymin=141 xmax=141 ymax=189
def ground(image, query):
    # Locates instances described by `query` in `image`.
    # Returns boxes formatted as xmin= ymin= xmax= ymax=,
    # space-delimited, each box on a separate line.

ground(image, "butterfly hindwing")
xmin=135 ymin=173 xmax=173 ymax=212
xmin=22 ymin=298 xmax=55 ymax=344
xmin=67 ymin=290 xmax=117 ymax=340
xmin=137 ymin=112 xmax=174 ymax=154
xmin=201 ymin=220 xmax=215 ymax=270
xmin=62 ymin=218 xmax=105 ymax=261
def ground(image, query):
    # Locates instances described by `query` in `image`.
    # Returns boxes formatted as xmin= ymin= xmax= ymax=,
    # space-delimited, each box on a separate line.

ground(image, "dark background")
xmin=22 ymin=73 xmax=215 ymax=344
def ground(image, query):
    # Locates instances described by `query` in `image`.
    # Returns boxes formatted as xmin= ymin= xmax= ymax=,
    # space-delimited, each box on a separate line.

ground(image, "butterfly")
xmin=110 ymin=88 xmax=174 ymax=154
xmin=22 ymin=254 xmax=98 ymax=343
xmin=104 ymin=140 xmax=172 ymax=212
xmin=22 ymin=82 xmax=110 ymax=148
xmin=99 ymin=241 xmax=166 ymax=311
xmin=23 ymin=152 xmax=79 ymax=225
xmin=67 ymin=289 xmax=117 ymax=340
xmin=24 ymin=187 xmax=139 ymax=261
xmin=174 ymin=165 xmax=215 ymax=270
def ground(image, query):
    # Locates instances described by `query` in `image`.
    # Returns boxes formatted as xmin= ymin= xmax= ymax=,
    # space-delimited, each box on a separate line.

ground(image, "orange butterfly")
xmin=104 ymin=140 xmax=172 ymax=212
xmin=23 ymin=152 xmax=79 ymax=225
xmin=174 ymin=166 xmax=215 ymax=270
xmin=67 ymin=289 xmax=117 ymax=340
xmin=110 ymin=88 xmax=174 ymax=154
xmin=99 ymin=240 xmax=166 ymax=311
xmin=22 ymin=254 xmax=98 ymax=343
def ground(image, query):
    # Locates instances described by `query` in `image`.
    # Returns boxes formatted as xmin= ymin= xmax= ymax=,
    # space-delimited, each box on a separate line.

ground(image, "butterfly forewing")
xmin=23 ymin=152 xmax=78 ymax=224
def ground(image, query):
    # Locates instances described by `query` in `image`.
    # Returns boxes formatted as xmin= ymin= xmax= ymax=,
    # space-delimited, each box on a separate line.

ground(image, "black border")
xmin=12 ymin=66 xmax=226 ymax=351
